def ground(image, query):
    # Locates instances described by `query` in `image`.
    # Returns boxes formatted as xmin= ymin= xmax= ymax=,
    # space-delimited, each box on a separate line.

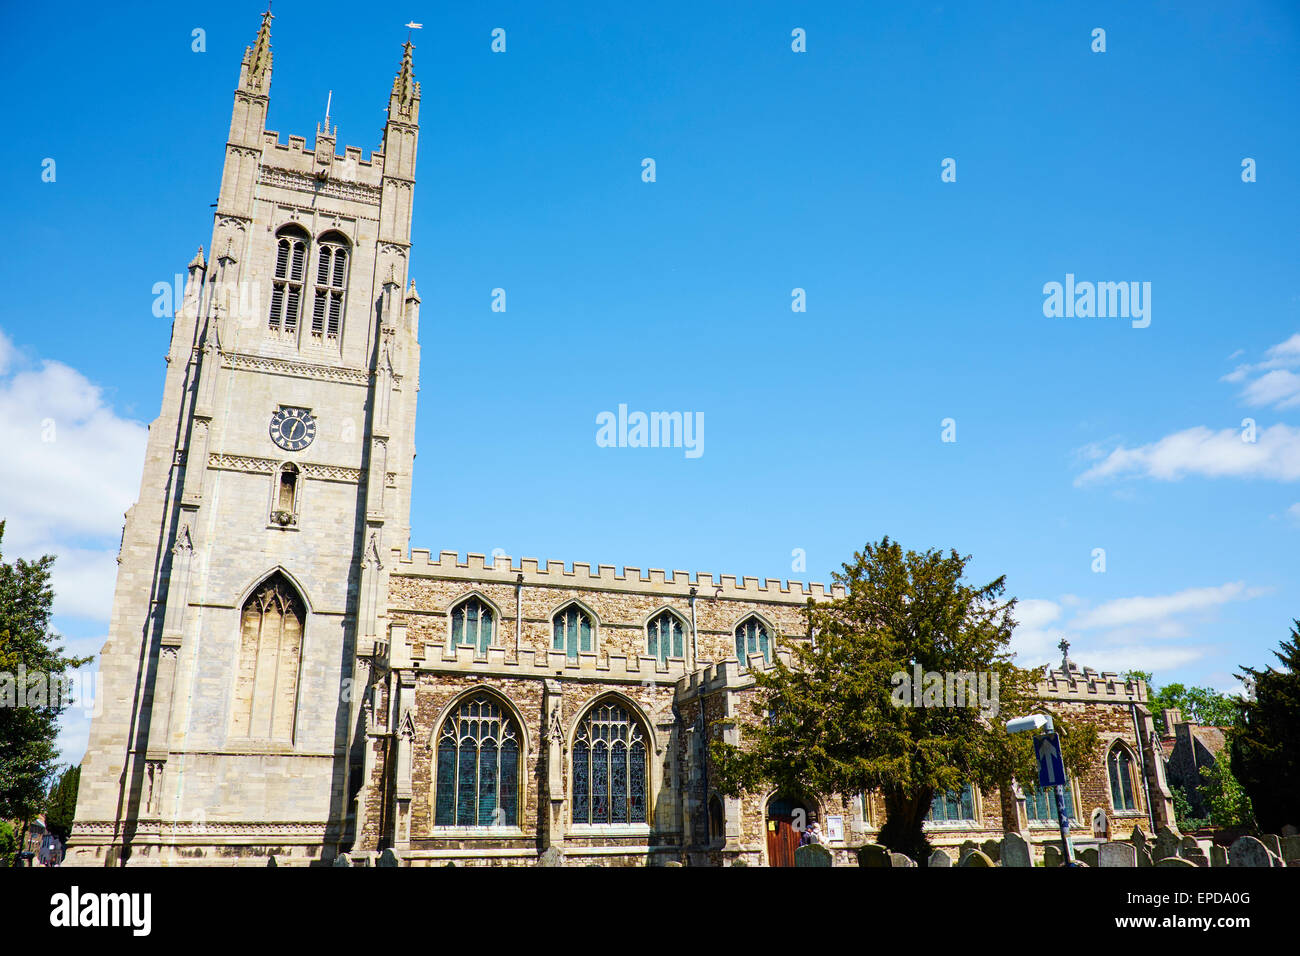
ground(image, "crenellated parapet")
xmin=1037 ymin=663 xmax=1148 ymax=704
xmin=390 ymin=549 xmax=845 ymax=604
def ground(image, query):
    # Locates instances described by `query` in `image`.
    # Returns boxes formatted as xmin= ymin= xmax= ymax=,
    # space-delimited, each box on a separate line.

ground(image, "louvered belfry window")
xmin=269 ymin=226 xmax=309 ymax=335
xmin=310 ymin=233 xmax=349 ymax=342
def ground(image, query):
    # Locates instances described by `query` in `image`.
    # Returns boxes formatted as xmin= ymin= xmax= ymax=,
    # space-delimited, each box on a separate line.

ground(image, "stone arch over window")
xmin=552 ymin=600 xmax=597 ymax=661
xmin=432 ymin=690 xmax=524 ymax=827
xmin=310 ymin=230 xmax=350 ymax=343
xmin=570 ymin=696 xmax=650 ymax=825
xmin=645 ymin=607 xmax=687 ymax=663
xmin=733 ymin=613 xmax=775 ymax=667
xmin=447 ymin=593 xmax=499 ymax=655
xmin=1107 ymin=740 xmax=1139 ymax=811
xmin=269 ymin=224 xmax=310 ymax=337
xmin=231 ymin=571 xmax=306 ymax=741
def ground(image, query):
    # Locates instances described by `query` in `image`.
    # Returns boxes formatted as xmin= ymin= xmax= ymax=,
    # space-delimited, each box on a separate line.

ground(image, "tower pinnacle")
xmin=240 ymin=9 xmax=274 ymax=93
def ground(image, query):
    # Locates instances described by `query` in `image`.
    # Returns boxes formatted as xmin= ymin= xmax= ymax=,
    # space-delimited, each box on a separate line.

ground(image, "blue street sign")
xmin=1035 ymin=732 xmax=1067 ymax=788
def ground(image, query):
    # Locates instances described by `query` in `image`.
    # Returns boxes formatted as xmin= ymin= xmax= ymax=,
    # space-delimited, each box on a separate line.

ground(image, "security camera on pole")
xmin=1005 ymin=713 xmax=1075 ymax=866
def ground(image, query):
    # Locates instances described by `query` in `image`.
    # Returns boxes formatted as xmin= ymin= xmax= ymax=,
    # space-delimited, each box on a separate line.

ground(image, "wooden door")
xmin=766 ymin=816 xmax=800 ymax=867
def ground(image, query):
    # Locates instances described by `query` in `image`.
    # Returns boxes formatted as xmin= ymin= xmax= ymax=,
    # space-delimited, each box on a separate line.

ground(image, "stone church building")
xmin=68 ymin=13 xmax=1176 ymax=866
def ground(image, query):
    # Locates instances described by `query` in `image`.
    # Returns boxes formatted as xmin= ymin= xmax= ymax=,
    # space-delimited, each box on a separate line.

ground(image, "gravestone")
xmin=1001 ymin=833 xmax=1031 ymax=868
xmin=1228 ymin=835 xmax=1271 ymax=867
xmin=856 ymin=843 xmax=891 ymax=867
xmin=1043 ymin=844 xmax=1062 ymax=867
xmin=1078 ymin=847 xmax=1099 ymax=868
xmin=1153 ymin=826 xmax=1182 ymax=863
xmin=1259 ymin=833 xmax=1283 ymax=859
xmin=663 ymin=861 xmax=683 ymax=867
xmin=1155 ymin=856 xmax=1194 ymax=867
xmin=1091 ymin=808 xmax=1108 ymax=839
xmin=889 ymin=852 xmax=917 ymax=868
xmin=1178 ymin=836 xmax=1201 ymax=856
xmin=1136 ymin=845 xmax=1153 ymax=867
xmin=1210 ymin=845 xmax=1229 ymax=868
xmin=795 ymin=844 xmax=833 ymax=867
xmin=1280 ymin=834 xmax=1300 ymax=864
xmin=377 ymin=848 xmax=401 ymax=867
xmin=1281 ymin=824 xmax=1298 ymax=837
xmin=538 ymin=847 xmax=564 ymax=868
xmin=960 ymin=850 xmax=993 ymax=867
xmin=332 ymin=853 xmax=352 ymax=867
xmin=980 ymin=839 xmax=1001 ymax=864
xmin=958 ymin=840 xmax=979 ymax=864
xmin=1098 ymin=842 xmax=1137 ymax=868
xmin=1127 ymin=825 xmax=1148 ymax=852
xmin=928 ymin=849 xmax=953 ymax=868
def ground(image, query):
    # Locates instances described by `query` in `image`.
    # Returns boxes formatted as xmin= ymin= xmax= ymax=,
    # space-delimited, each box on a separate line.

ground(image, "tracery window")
xmin=450 ymin=597 xmax=494 ymax=654
xmin=553 ymin=604 xmax=594 ymax=660
xmin=268 ymin=225 xmax=309 ymax=336
xmin=231 ymin=573 xmax=304 ymax=740
xmin=926 ymin=782 xmax=976 ymax=822
xmin=646 ymin=609 xmax=685 ymax=663
xmin=571 ymin=701 xmax=648 ymax=825
xmin=433 ymin=694 xmax=520 ymax=827
xmin=1108 ymin=744 xmax=1137 ymax=811
xmin=310 ymin=232 xmax=349 ymax=342
xmin=734 ymin=616 xmax=771 ymax=666
xmin=1026 ymin=783 xmax=1076 ymax=822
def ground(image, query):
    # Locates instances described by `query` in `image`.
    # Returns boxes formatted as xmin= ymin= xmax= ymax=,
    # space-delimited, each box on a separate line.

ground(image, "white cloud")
xmin=1071 ymin=582 xmax=1258 ymax=630
xmin=1075 ymin=424 xmax=1300 ymax=484
xmin=1221 ymin=332 xmax=1300 ymax=409
xmin=0 ymin=326 xmax=147 ymax=621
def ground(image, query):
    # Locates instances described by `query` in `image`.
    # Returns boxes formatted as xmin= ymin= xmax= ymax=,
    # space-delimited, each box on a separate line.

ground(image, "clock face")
xmin=269 ymin=407 xmax=317 ymax=452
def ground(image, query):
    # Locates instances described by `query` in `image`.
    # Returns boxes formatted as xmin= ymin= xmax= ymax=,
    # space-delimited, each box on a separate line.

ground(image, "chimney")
xmin=1162 ymin=707 xmax=1182 ymax=731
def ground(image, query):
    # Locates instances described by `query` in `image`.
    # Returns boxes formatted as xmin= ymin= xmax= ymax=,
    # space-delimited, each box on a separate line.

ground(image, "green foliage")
xmin=0 ymin=820 xmax=15 ymax=867
xmin=1230 ymin=622 xmax=1300 ymax=832
xmin=0 ymin=520 xmax=94 ymax=821
xmin=44 ymin=763 xmax=81 ymax=842
xmin=1198 ymin=749 xmax=1254 ymax=829
xmin=709 ymin=537 xmax=1099 ymax=863
xmin=1147 ymin=682 xmax=1239 ymax=736
xmin=1170 ymin=784 xmax=1209 ymax=832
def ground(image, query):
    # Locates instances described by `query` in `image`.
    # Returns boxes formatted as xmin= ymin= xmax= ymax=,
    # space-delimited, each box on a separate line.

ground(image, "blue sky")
xmin=1 ymin=1 xmax=1298 ymax=763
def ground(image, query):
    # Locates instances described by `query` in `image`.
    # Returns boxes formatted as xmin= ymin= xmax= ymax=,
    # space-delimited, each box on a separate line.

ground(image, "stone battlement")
xmin=1037 ymin=664 xmax=1147 ymax=704
xmin=259 ymin=128 xmax=385 ymax=189
xmin=390 ymin=549 xmax=845 ymax=603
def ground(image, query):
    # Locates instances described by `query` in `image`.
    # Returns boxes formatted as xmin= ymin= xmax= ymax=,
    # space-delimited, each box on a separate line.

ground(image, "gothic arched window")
xmin=1026 ymin=783 xmax=1076 ymax=823
xmin=1108 ymin=743 xmax=1137 ymax=811
xmin=268 ymin=225 xmax=309 ymax=335
xmin=927 ymin=782 xmax=976 ymax=822
xmin=450 ymin=596 xmax=495 ymax=654
xmin=231 ymin=573 xmax=304 ymax=740
xmin=646 ymin=609 xmax=685 ymax=663
xmin=553 ymin=603 xmax=594 ymax=660
xmin=572 ymin=700 xmax=648 ymax=825
xmin=310 ymin=232 xmax=349 ymax=342
xmin=734 ymin=616 xmax=771 ymax=666
xmin=433 ymin=694 xmax=521 ymax=827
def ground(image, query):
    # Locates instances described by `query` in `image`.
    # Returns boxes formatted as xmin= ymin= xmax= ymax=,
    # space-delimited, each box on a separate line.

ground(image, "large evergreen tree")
xmin=45 ymin=763 xmax=81 ymax=843
xmin=711 ymin=537 xmax=1098 ymax=863
xmin=1231 ymin=622 xmax=1300 ymax=833
xmin=0 ymin=520 xmax=92 ymax=824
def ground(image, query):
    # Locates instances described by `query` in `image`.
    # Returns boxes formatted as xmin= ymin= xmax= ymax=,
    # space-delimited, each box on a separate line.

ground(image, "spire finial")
xmin=388 ymin=33 xmax=420 ymax=120
xmin=241 ymin=7 xmax=274 ymax=93
xmin=1057 ymin=637 xmax=1071 ymax=673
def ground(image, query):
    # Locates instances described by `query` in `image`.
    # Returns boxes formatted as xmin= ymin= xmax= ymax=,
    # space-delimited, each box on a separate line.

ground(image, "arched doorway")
xmin=765 ymin=795 xmax=814 ymax=867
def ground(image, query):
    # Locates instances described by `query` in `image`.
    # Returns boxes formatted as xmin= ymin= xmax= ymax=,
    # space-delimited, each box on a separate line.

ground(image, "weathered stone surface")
xmin=960 ymin=850 xmax=994 ymax=867
xmin=1091 ymin=807 xmax=1108 ymax=838
xmin=889 ymin=852 xmax=917 ymax=868
xmin=1259 ymin=833 xmax=1283 ymax=859
xmin=1228 ymin=835 xmax=1271 ymax=867
xmin=377 ymin=848 xmax=401 ymax=867
xmin=1098 ymin=842 xmax=1137 ymax=867
xmin=1153 ymin=825 xmax=1182 ymax=862
xmin=538 ymin=847 xmax=564 ymax=867
xmin=958 ymin=840 xmax=979 ymax=864
xmin=980 ymin=839 xmax=1001 ymax=863
xmin=332 ymin=853 xmax=352 ymax=867
xmin=928 ymin=849 xmax=953 ymax=867
xmin=1280 ymin=834 xmax=1300 ymax=862
xmin=1128 ymin=825 xmax=1148 ymax=849
xmin=663 ymin=861 xmax=683 ymax=867
xmin=1155 ymin=856 xmax=1195 ymax=867
xmin=1136 ymin=845 xmax=1153 ymax=867
xmin=1043 ymin=844 xmax=1062 ymax=868
xmin=856 ymin=843 xmax=891 ymax=868
xmin=1210 ymin=845 xmax=1229 ymax=868
xmin=1001 ymin=833 xmax=1031 ymax=868
xmin=795 ymin=844 xmax=833 ymax=867
xmin=1078 ymin=847 xmax=1099 ymax=867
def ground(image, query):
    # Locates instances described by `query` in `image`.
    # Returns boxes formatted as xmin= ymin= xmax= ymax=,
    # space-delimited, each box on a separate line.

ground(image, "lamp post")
xmin=1005 ymin=713 xmax=1076 ymax=866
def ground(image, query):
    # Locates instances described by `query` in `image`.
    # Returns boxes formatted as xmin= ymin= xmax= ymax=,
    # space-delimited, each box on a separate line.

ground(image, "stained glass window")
xmin=1108 ymin=745 xmax=1137 ymax=811
xmin=734 ymin=617 xmax=771 ymax=666
xmin=926 ymin=782 xmax=976 ymax=822
xmin=450 ymin=597 xmax=494 ymax=654
xmin=553 ymin=604 xmax=594 ymax=660
xmin=571 ymin=702 xmax=648 ymax=825
xmin=433 ymin=694 xmax=520 ymax=827
xmin=1026 ymin=784 xmax=1075 ymax=822
xmin=647 ymin=609 xmax=685 ymax=663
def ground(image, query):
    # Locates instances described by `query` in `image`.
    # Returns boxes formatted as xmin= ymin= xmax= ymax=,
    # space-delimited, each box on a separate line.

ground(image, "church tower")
xmin=68 ymin=11 xmax=422 ymax=865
